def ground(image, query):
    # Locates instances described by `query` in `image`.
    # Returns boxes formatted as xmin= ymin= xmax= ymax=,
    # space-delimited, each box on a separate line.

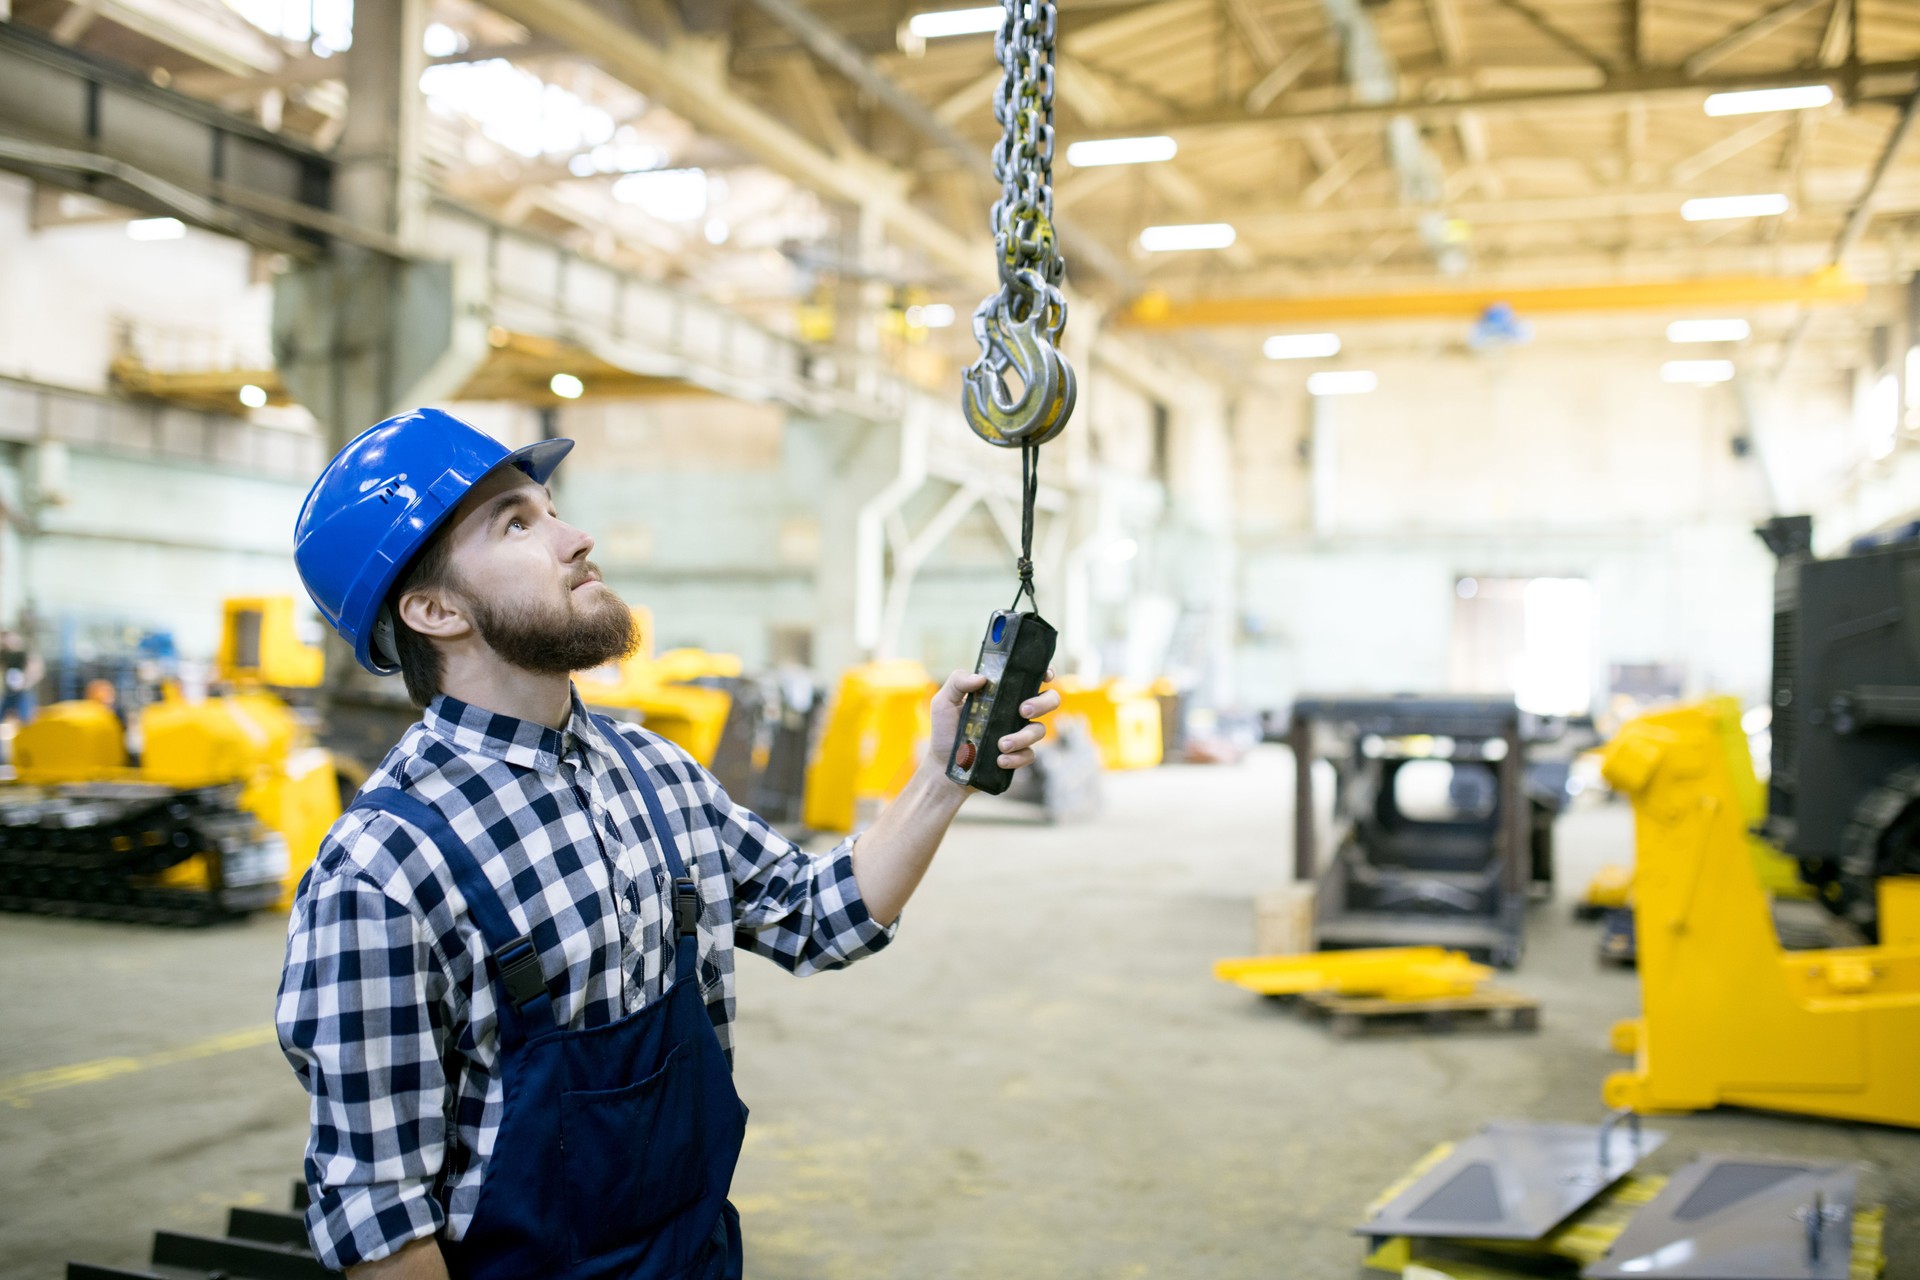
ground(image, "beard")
xmin=461 ymin=564 xmax=639 ymax=675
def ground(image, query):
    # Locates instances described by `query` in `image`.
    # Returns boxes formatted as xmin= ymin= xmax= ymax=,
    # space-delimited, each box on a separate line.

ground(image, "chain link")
xmin=990 ymin=0 xmax=1065 ymax=332
xmin=962 ymin=0 xmax=1075 ymax=451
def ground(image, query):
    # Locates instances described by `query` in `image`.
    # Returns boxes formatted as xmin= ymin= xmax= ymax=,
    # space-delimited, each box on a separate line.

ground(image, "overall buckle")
xmin=673 ymin=878 xmax=701 ymax=938
xmin=495 ymin=934 xmax=548 ymax=1011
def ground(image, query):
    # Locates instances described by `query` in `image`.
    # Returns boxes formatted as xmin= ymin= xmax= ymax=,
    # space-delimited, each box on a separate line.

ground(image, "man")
xmin=277 ymin=409 xmax=1056 ymax=1280
xmin=0 ymin=626 xmax=40 ymax=728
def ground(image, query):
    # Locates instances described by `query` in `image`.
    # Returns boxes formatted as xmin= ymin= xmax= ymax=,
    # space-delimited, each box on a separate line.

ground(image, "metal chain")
xmin=962 ymin=0 xmax=1076 ymax=453
xmin=989 ymin=0 xmax=1065 ymax=334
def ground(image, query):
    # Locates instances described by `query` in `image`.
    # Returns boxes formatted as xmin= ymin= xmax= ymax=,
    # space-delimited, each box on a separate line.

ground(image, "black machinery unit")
xmin=1759 ymin=514 xmax=1920 ymax=937
xmin=1288 ymin=694 xmax=1572 ymax=968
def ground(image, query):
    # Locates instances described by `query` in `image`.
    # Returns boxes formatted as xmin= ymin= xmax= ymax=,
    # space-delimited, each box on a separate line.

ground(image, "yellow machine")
xmin=801 ymin=661 xmax=935 ymax=833
xmin=1576 ymin=863 xmax=1635 ymax=917
xmin=1214 ymin=946 xmax=1493 ymax=1002
xmin=574 ymin=608 xmax=742 ymax=767
xmin=1601 ymin=699 xmax=1920 ymax=1128
xmin=6 ymin=598 xmax=342 ymax=911
xmin=11 ymin=700 xmax=129 ymax=779
xmin=1041 ymin=676 xmax=1163 ymax=771
xmin=1578 ymin=702 xmax=1809 ymax=918
xmin=218 ymin=595 xmax=325 ymax=689
xmin=141 ymin=688 xmax=339 ymax=908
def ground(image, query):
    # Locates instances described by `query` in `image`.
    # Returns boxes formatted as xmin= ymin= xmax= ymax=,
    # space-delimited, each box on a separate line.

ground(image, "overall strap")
xmin=348 ymin=788 xmax=558 ymax=1037
xmin=593 ymin=716 xmax=702 ymax=986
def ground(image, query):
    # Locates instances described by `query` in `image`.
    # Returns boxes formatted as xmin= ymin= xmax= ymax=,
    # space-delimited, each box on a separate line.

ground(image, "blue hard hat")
xmin=294 ymin=408 xmax=574 ymax=675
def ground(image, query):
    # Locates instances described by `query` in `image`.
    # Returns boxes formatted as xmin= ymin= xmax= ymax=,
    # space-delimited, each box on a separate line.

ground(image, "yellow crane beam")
xmin=1121 ymin=267 xmax=1866 ymax=329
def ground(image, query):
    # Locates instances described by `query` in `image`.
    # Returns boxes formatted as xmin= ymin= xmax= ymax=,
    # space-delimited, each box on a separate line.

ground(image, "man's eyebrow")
xmin=480 ymin=488 xmax=539 ymax=526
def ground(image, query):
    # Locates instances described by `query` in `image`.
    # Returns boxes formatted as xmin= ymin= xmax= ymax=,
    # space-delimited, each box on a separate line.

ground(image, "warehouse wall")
xmin=0 ymin=176 xmax=272 ymax=394
xmin=1229 ymin=347 xmax=1849 ymax=712
xmin=0 ymin=380 xmax=322 ymax=673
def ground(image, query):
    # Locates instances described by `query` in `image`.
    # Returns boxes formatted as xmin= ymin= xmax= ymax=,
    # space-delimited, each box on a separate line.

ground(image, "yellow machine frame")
xmin=801 ymin=661 xmax=935 ymax=833
xmin=218 ymin=596 xmax=325 ymax=688
xmin=1601 ymin=699 xmax=1920 ymax=1128
xmin=1215 ymin=946 xmax=1493 ymax=1002
xmin=574 ymin=607 xmax=741 ymax=767
xmin=1041 ymin=676 xmax=1163 ymax=770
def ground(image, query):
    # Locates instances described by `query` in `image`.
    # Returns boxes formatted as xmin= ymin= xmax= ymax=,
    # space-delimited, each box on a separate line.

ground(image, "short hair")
xmin=389 ymin=523 xmax=459 ymax=708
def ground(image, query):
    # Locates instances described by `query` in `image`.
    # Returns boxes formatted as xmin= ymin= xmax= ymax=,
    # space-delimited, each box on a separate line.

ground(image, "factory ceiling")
xmin=10 ymin=0 xmax=1920 ymax=346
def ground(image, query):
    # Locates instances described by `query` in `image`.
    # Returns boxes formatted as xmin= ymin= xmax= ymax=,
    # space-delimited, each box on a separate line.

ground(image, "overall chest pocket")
xmin=559 ymin=1041 xmax=703 ymax=1264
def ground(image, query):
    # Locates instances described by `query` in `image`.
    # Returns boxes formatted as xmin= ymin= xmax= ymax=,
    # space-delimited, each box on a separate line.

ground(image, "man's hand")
xmin=924 ymin=667 xmax=1062 ymax=783
xmin=348 ymin=1236 xmax=448 ymax=1280
xmin=852 ymin=667 xmax=1065 ymax=925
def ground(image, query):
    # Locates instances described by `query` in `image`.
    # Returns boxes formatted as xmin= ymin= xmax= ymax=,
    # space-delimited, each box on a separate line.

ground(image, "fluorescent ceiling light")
xmin=1704 ymin=85 xmax=1833 ymax=116
xmin=422 ymin=22 xmax=467 ymax=58
xmin=1662 ymin=360 xmax=1736 ymax=384
xmin=907 ymin=7 xmax=1001 ymax=38
xmin=550 ymin=373 xmax=585 ymax=399
xmin=612 ymin=167 xmax=707 ymax=221
xmin=1308 ymin=370 xmax=1378 ymax=396
xmin=1265 ymin=333 xmax=1341 ymax=360
xmin=1066 ymin=136 xmax=1178 ymax=167
xmin=906 ymin=303 xmax=956 ymax=328
xmin=1140 ymin=223 xmax=1236 ymax=252
xmin=1667 ymin=319 xmax=1751 ymax=343
xmin=1682 ymin=193 xmax=1789 ymax=221
xmin=127 ymin=217 xmax=185 ymax=241
xmin=238 ymin=384 xmax=269 ymax=409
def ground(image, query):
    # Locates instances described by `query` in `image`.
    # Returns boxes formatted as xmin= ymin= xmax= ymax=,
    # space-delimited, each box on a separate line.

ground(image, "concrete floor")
xmin=2 ymin=748 xmax=1916 ymax=1278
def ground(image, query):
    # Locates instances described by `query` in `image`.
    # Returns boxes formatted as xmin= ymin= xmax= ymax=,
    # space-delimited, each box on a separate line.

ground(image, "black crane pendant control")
xmin=946 ymin=609 xmax=1057 ymax=795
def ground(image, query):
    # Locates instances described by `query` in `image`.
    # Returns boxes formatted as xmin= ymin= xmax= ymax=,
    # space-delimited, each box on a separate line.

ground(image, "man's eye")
xmin=508 ymin=517 xmax=526 ymax=532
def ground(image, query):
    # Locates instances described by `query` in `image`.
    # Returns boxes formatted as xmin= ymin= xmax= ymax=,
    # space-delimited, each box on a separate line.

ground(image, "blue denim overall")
xmin=348 ymin=717 xmax=747 ymax=1279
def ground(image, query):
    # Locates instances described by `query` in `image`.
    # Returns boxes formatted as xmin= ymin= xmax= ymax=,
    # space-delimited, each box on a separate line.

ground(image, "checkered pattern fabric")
xmin=275 ymin=688 xmax=895 ymax=1270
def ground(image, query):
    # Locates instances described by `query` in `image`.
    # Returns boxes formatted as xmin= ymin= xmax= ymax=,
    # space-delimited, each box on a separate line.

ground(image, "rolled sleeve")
xmin=277 ymin=840 xmax=449 ymax=1270
xmin=707 ymin=782 xmax=898 ymax=974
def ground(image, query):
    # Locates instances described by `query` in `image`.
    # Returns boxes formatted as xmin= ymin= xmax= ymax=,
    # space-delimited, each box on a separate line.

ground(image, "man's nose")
xmin=558 ymin=520 xmax=594 ymax=562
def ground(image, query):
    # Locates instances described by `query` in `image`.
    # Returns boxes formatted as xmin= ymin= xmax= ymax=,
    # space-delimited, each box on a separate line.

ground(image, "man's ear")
xmin=395 ymin=584 xmax=472 ymax=641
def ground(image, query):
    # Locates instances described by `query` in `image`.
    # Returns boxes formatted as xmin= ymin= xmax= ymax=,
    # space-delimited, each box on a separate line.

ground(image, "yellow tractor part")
xmin=575 ymin=608 xmax=742 ymax=767
xmin=1580 ymin=863 xmax=1635 ymax=913
xmin=217 ymin=596 xmax=324 ymax=688
xmin=801 ymin=661 xmax=936 ymax=833
xmin=1214 ymin=946 xmax=1494 ymax=1002
xmin=10 ymin=686 xmax=342 ymax=909
xmin=238 ymin=746 xmax=341 ymax=908
xmin=1041 ymin=676 xmax=1163 ymax=770
xmin=1600 ymin=699 xmax=1920 ymax=1128
xmin=11 ymin=701 xmax=130 ymax=781
xmin=142 ymin=688 xmax=341 ymax=907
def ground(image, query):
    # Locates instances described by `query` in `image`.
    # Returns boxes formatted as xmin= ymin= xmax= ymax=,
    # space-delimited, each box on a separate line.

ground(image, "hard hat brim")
xmin=362 ymin=436 xmax=577 ymax=673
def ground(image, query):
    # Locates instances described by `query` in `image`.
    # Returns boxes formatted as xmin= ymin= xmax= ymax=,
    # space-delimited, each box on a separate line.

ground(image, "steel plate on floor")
xmin=1356 ymin=1118 xmax=1667 ymax=1241
xmin=1583 ymin=1154 xmax=1855 ymax=1279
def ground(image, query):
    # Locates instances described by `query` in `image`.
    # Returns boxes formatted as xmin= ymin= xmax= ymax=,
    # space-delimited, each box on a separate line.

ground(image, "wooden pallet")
xmin=1301 ymin=985 xmax=1540 ymax=1037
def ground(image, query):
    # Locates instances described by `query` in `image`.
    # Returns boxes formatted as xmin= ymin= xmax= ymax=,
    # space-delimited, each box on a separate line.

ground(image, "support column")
xmin=269 ymin=0 xmax=479 ymax=707
xmin=335 ymin=0 xmax=428 ymax=252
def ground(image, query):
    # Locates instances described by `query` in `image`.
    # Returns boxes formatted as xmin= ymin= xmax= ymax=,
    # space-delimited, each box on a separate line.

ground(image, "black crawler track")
xmin=0 ymin=783 xmax=287 ymax=926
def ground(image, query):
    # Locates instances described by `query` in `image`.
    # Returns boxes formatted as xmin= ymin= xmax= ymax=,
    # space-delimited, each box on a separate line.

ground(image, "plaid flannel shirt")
xmin=275 ymin=688 xmax=896 ymax=1270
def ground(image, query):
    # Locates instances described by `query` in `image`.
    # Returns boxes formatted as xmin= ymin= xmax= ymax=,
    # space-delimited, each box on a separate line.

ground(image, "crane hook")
xmin=962 ymin=302 xmax=1075 ymax=448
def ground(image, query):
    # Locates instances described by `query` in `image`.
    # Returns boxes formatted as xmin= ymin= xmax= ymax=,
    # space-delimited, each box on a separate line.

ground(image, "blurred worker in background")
xmin=278 ymin=408 xmax=1058 ymax=1280
xmin=1 ymin=626 xmax=41 ymax=726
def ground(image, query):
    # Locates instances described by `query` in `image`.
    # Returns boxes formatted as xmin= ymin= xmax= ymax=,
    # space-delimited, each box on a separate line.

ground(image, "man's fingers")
xmin=943 ymin=670 xmax=987 ymax=703
xmin=997 ymin=722 xmax=1047 ymax=754
xmin=1019 ymin=689 xmax=1062 ymax=719
xmin=996 ymin=749 xmax=1037 ymax=770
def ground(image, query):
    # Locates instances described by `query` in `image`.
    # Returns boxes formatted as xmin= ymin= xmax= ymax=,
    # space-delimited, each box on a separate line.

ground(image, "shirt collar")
xmin=423 ymin=685 xmax=607 ymax=774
